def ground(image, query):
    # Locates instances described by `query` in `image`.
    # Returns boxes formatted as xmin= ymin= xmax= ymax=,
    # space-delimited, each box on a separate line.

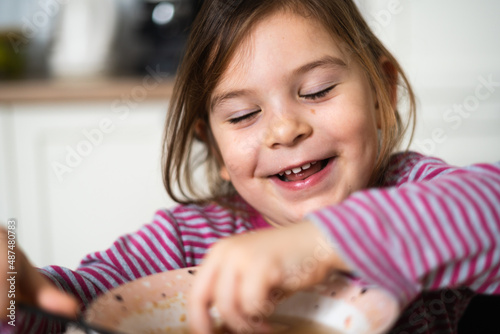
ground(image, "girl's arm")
xmin=307 ymin=154 xmax=500 ymax=306
xmin=0 ymin=228 xmax=79 ymax=333
xmin=4 ymin=209 xmax=188 ymax=333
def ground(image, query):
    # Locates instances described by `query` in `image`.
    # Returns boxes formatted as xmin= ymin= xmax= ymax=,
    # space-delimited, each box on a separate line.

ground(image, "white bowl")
xmin=85 ymin=267 xmax=400 ymax=333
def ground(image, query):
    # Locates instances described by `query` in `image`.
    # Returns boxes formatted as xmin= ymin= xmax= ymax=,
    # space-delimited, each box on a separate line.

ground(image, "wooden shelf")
xmin=0 ymin=77 xmax=175 ymax=103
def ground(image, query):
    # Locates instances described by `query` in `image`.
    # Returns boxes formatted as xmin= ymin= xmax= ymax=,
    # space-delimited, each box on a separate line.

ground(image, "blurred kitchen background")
xmin=0 ymin=0 xmax=201 ymax=79
xmin=0 ymin=0 xmax=499 ymax=271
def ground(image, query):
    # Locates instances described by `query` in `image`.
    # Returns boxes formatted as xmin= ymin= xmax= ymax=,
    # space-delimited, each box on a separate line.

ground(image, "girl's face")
xmin=209 ymin=12 xmax=380 ymax=225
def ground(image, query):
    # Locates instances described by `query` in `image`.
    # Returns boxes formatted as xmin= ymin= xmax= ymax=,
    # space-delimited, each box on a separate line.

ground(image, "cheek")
xmin=217 ymin=132 xmax=261 ymax=178
xmin=318 ymin=97 xmax=378 ymax=143
xmin=345 ymin=87 xmax=378 ymax=138
xmin=348 ymin=115 xmax=379 ymax=184
xmin=348 ymin=115 xmax=378 ymax=164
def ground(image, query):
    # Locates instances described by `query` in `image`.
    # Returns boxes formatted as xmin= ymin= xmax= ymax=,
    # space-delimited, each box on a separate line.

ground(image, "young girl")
xmin=2 ymin=0 xmax=499 ymax=333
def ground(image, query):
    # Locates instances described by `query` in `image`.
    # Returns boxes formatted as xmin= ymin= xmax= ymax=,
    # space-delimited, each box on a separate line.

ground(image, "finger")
xmin=36 ymin=277 xmax=80 ymax=318
xmin=241 ymin=262 xmax=280 ymax=315
xmin=238 ymin=265 xmax=280 ymax=333
xmin=213 ymin=267 xmax=251 ymax=333
xmin=19 ymin=253 xmax=79 ymax=318
xmin=188 ymin=264 xmax=217 ymax=334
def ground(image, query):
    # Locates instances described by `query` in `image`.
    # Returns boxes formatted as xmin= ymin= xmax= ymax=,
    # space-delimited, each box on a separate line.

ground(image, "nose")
xmin=264 ymin=111 xmax=313 ymax=148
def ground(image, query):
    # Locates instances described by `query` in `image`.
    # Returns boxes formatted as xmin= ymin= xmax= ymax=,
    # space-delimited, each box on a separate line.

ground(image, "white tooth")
xmin=279 ymin=172 xmax=284 ymax=176
xmin=311 ymin=161 xmax=317 ymax=165
xmin=292 ymin=167 xmax=302 ymax=173
xmin=285 ymin=170 xmax=292 ymax=175
xmin=301 ymin=163 xmax=311 ymax=170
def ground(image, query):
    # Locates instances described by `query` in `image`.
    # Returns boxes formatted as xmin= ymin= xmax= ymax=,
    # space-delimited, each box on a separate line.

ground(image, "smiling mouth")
xmin=275 ymin=158 xmax=331 ymax=182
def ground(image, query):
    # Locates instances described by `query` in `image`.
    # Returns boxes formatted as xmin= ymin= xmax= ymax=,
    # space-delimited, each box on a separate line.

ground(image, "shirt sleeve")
xmin=307 ymin=155 xmax=500 ymax=307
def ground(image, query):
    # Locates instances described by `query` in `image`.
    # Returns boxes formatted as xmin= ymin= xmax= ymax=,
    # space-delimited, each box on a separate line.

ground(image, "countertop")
xmin=0 ymin=77 xmax=175 ymax=103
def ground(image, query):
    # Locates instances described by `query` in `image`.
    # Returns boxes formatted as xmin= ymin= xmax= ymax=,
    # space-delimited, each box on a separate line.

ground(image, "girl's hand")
xmin=188 ymin=221 xmax=350 ymax=334
xmin=0 ymin=227 xmax=79 ymax=321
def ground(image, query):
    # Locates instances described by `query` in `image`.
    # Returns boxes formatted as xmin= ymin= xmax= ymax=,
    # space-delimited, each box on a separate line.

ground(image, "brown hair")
xmin=162 ymin=0 xmax=416 ymax=205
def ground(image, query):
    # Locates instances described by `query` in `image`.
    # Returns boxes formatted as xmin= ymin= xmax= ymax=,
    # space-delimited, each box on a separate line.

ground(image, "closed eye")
xmin=228 ymin=110 xmax=261 ymax=124
xmin=299 ymin=85 xmax=337 ymax=101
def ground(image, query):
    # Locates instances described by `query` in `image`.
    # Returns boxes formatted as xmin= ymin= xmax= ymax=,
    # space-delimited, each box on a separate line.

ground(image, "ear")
xmin=194 ymin=119 xmax=207 ymax=142
xmin=220 ymin=165 xmax=230 ymax=181
xmin=379 ymin=57 xmax=398 ymax=110
xmin=373 ymin=57 xmax=398 ymax=129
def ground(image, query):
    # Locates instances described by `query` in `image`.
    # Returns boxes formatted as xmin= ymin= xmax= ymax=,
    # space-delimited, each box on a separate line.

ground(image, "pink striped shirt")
xmin=11 ymin=152 xmax=500 ymax=333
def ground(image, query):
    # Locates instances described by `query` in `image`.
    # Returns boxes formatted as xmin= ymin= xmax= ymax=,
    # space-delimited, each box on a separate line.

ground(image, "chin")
xmin=262 ymin=191 xmax=352 ymax=225
xmin=283 ymin=206 xmax=321 ymax=224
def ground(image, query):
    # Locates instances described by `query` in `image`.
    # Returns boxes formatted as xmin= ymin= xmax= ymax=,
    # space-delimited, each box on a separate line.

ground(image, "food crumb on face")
xmin=180 ymin=313 xmax=186 ymax=322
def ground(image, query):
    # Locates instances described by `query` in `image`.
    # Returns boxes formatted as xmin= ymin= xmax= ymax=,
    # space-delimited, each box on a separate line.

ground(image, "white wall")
xmin=360 ymin=0 xmax=500 ymax=165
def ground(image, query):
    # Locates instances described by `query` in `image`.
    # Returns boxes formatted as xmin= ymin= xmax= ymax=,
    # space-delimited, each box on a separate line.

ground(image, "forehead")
xmin=211 ymin=11 xmax=349 ymax=99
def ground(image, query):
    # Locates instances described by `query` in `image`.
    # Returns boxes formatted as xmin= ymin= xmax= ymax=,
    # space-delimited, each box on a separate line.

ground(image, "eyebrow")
xmin=211 ymin=89 xmax=255 ymax=111
xmin=210 ymin=55 xmax=347 ymax=111
xmin=292 ymin=55 xmax=347 ymax=77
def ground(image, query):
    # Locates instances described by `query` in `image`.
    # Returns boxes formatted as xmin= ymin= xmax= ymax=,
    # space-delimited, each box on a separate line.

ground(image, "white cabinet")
xmin=0 ymin=99 xmax=177 ymax=269
xmin=0 ymin=104 xmax=17 ymax=227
